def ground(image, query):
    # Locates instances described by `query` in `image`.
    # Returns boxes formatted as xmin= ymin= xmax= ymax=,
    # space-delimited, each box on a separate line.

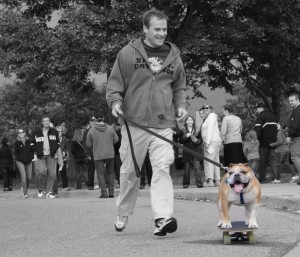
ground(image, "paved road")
xmin=1 ymin=190 xmax=300 ymax=257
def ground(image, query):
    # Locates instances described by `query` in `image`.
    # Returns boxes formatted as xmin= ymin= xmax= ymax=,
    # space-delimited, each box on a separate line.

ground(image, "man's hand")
xmin=58 ymin=164 xmax=63 ymax=172
xmin=286 ymin=137 xmax=292 ymax=143
xmin=112 ymin=103 xmax=123 ymax=118
xmin=176 ymin=108 xmax=187 ymax=121
xmin=191 ymin=135 xmax=197 ymax=142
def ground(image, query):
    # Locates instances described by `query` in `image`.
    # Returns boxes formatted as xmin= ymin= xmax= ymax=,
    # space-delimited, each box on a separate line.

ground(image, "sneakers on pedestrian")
xmin=99 ymin=190 xmax=108 ymax=198
xmin=63 ymin=187 xmax=71 ymax=191
xmin=94 ymin=185 xmax=100 ymax=190
xmin=290 ymin=176 xmax=299 ymax=183
xmin=214 ymin=180 xmax=220 ymax=187
xmin=24 ymin=195 xmax=29 ymax=199
xmin=46 ymin=192 xmax=56 ymax=199
xmin=203 ymin=179 xmax=214 ymax=187
xmin=3 ymin=188 xmax=9 ymax=192
xmin=154 ymin=217 xmax=178 ymax=236
xmin=38 ymin=190 xmax=44 ymax=198
xmin=271 ymin=179 xmax=281 ymax=184
xmin=114 ymin=215 xmax=128 ymax=232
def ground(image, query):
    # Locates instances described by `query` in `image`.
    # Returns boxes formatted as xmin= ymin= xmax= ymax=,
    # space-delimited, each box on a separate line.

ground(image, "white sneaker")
xmin=203 ymin=180 xmax=214 ymax=187
xmin=271 ymin=179 xmax=281 ymax=184
xmin=24 ymin=195 xmax=28 ymax=199
xmin=63 ymin=187 xmax=71 ymax=191
xmin=94 ymin=185 xmax=100 ymax=189
xmin=38 ymin=191 xmax=44 ymax=198
xmin=46 ymin=193 xmax=56 ymax=199
xmin=290 ymin=176 xmax=299 ymax=183
xmin=114 ymin=215 xmax=128 ymax=232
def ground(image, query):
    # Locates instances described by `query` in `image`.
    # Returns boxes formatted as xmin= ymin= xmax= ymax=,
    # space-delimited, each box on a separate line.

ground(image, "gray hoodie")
xmin=86 ymin=122 xmax=119 ymax=161
xmin=243 ymin=140 xmax=260 ymax=161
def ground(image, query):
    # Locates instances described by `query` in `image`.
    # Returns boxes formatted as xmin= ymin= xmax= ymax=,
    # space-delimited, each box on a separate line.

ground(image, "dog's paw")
xmin=217 ymin=220 xmax=223 ymax=227
xmin=248 ymin=221 xmax=259 ymax=229
xmin=221 ymin=221 xmax=232 ymax=229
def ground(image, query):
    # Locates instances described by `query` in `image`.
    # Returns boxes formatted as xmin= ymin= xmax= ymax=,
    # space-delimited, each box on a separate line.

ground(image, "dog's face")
xmin=225 ymin=163 xmax=253 ymax=193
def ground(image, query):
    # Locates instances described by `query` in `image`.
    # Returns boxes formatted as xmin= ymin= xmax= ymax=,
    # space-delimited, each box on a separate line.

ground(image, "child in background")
xmin=243 ymin=130 xmax=260 ymax=176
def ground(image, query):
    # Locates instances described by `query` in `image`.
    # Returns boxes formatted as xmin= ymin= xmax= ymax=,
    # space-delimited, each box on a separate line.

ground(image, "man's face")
xmin=144 ymin=16 xmax=167 ymax=48
xmin=42 ymin=118 xmax=50 ymax=128
xmin=289 ymin=96 xmax=300 ymax=108
xmin=204 ymin=105 xmax=212 ymax=115
xmin=256 ymin=107 xmax=263 ymax=114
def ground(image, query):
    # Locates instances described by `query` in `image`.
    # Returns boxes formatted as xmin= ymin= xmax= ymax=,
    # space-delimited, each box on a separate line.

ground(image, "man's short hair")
xmin=142 ymin=8 xmax=168 ymax=28
xmin=255 ymin=102 xmax=265 ymax=109
xmin=223 ymin=104 xmax=233 ymax=114
xmin=42 ymin=116 xmax=50 ymax=122
xmin=289 ymin=92 xmax=300 ymax=100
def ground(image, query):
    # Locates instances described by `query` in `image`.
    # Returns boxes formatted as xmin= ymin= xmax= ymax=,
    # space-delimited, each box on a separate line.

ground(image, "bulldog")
xmin=217 ymin=163 xmax=261 ymax=229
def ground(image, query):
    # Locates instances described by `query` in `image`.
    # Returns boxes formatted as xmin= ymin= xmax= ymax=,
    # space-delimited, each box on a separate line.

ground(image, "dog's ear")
xmin=244 ymin=163 xmax=249 ymax=167
xmin=229 ymin=163 xmax=234 ymax=168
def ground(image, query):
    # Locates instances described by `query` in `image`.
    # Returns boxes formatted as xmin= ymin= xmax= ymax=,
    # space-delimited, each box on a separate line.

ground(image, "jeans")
xmin=74 ymin=159 xmax=86 ymax=189
xmin=259 ymin=147 xmax=278 ymax=181
xmin=95 ymin=158 xmax=115 ymax=194
xmin=183 ymin=158 xmax=202 ymax=186
xmin=114 ymin=155 xmax=122 ymax=184
xmin=86 ymin=158 xmax=95 ymax=187
xmin=1 ymin=166 xmax=12 ymax=189
xmin=290 ymin=137 xmax=300 ymax=176
xmin=36 ymin=156 xmax=56 ymax=193
xmin=53 ymin=161 xmax=69 ymax=194
xmin=16 ymin=161 xmax=32 ymax=195
xmin=248 ymin=159 xmax=259 ymax=176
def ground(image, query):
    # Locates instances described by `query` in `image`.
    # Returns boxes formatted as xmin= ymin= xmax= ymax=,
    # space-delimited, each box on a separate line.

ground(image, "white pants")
xmin=116 ymin=126 xmax=174 ymax=220
xmin=204 ymin=141 xmax=221 ymax=181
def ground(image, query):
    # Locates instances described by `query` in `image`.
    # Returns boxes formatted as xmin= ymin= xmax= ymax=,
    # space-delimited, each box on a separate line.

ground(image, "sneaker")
xmin=38 ymin=190 xmax=44 ymax=198
xmin=114 ymin=215 xmax=128 ymax=232
xmin=94 ymin=185 xmax=100 ymax=190
xmin=63 ymin=187 xmax=71 ymax=191
xmin=54 ymin=194 xmax=59 ymax=198
xmin=196 ymin=182 xmax=203 ymax=188
xmin=3 ymin=188 xmax=9 ymax=192
xmin=214 ymin=180 xmax=220 ymax=187
xmin=203 ymin=179 xmax=214 ymax=187
xmin=46 ymin=192 xmax=56 ymax=199
xmin=290 ymin=176 xmax=299 ymax=183
xmin=116 ymin=183 xmax=120 ymax=189
xmin=271 ymin=179 xmax=281 ymax=184
xmin=24 ymin=195 xmax=29 ymax=199
xmin=154 ymin=217 xmax=178 ymax=236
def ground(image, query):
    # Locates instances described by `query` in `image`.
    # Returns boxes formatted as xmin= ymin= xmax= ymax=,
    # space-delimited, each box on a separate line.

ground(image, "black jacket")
xmin=71 ymin=141 xmax=86 ymax=160
xmin=254 ymin=110 xmax=278 ymax=148
xmin=32 ymin=127 xmax=60 ymax=158
xmin=14 ymin=139 xmax=34 ymax=164
xmin=289 ymin=104 xmax=300 ymax=138
xmin=179 ymin=127 xmax=203 ymax=162
xmin=0 ymin=144 xmax=13 ymax=169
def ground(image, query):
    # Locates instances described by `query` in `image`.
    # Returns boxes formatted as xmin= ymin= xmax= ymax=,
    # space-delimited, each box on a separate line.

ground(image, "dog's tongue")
xmin=233 ymin=183 xmax=244 ymax=193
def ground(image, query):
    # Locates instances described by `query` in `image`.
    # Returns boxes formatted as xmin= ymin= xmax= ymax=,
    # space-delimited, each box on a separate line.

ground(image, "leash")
xmin=119 ymin=113 xmax=227 ymax=178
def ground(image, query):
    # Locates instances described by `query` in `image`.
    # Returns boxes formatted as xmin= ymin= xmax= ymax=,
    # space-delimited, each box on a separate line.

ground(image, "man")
xmin=254 ymin=102 xmax=278 ymax=183
xmin=33 ymin=117 xmax=60 ymax=199
xmin=220 ymin=105 xmax=246 ymax=167
xmin=106 ymin=8 xmax=187 ymax=236
xmin=86 ymin=118 xmax=119 ymax=198
xmin=287 ymin=93 xmax=300 ymax=185
xmin=201 ymin=105 xmax=222 ymax=187
xmin=83 ymin=117 xmax=96 ymax=190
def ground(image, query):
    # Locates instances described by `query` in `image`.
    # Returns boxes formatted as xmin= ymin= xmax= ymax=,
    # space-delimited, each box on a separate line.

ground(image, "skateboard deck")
xmin=219 ymin=221 xmax=257 ymax=245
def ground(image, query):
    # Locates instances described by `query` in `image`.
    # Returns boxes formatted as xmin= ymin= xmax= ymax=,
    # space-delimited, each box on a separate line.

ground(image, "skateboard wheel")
xmin=223 ymin=234 xmax=231 ymax=245
xmin=248 ymin=234 xmax=256 ymax=244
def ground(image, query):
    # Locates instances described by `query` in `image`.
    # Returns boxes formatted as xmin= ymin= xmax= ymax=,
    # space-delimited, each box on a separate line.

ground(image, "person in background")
xmin=286 ymin=93 xmax=300 ymax=185
xmin=243 ymin=130 xmax=260 ymax=176
xmin=112 ymin=123 xmax=122 ymax=188
xmin=221 ymin=105 xmax=246 ymax=166
xmin=140 ymin=152 xmax=153 ymax=189
xmin=86 ymin=117 xmax=119 ymax=198
xmin=83 ymin=117 xmax=96 ymax=190
xmin=201 ymin=105 xmax=222 ymax=187
xmin=52 ymin=147 xmax=64 ymax=197
xmin=180 ymin=116 xmax=203 ymax=188
xmin=254 ymin=102 xmax=278 ymax=183
xmin=71 ymin=129 xmax=86 ymax=189
xmin=0 ymin=138 xmax=13 ymax=192
xmin=53 ymin=126 xmax=70 ymax=193
xmin=33 ymin=117 xmax=60 ymax=199
xmin=14 ymin=129 xmax=34 ymax=198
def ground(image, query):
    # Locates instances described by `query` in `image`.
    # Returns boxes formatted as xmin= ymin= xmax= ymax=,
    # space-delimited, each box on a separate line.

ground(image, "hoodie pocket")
xmin=123 ymin=90 xmax=149 ymax=118
xmin=149 ymin=91 xmax=175 ymax=121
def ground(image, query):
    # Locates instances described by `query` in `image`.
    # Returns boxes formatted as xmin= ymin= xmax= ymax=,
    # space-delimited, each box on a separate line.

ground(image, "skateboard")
xmin=220 ymin=221 xmax=257 ymax=245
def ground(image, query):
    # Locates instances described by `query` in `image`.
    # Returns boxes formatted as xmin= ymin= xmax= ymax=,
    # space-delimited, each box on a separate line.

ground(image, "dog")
xmin=217 ymin=163 xmax=261 ymax=229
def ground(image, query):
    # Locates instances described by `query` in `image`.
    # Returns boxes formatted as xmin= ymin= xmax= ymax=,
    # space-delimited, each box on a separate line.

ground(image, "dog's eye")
xmin=241 ymin=170 xmax=247 ymax=174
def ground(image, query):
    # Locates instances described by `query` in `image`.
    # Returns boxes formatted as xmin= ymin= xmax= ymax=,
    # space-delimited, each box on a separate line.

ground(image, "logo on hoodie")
xmin=134 ymin=57 xmax=174 ymax=75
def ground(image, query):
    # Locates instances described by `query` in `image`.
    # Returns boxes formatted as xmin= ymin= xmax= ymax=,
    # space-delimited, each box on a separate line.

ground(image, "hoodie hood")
xmin=94 ymin=122 xmax=107 ymax=132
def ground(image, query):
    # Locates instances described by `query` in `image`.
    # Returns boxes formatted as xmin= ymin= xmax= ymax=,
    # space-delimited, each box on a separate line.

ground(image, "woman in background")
xmin=14 ymin=130 xmax=34 ymax=198
xmin=71 ymin=129 xmax=86 ymax=189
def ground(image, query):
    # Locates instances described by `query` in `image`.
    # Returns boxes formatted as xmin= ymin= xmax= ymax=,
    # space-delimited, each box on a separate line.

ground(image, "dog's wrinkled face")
xmin=226 ymin=164 xmax=253 ymax=193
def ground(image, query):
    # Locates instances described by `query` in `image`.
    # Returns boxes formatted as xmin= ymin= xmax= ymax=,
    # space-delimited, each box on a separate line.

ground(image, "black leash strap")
xmin=119 ymin=113 xmax=225 ymax=171
xmin=123 ymin=118 xmax=141 ymax=178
